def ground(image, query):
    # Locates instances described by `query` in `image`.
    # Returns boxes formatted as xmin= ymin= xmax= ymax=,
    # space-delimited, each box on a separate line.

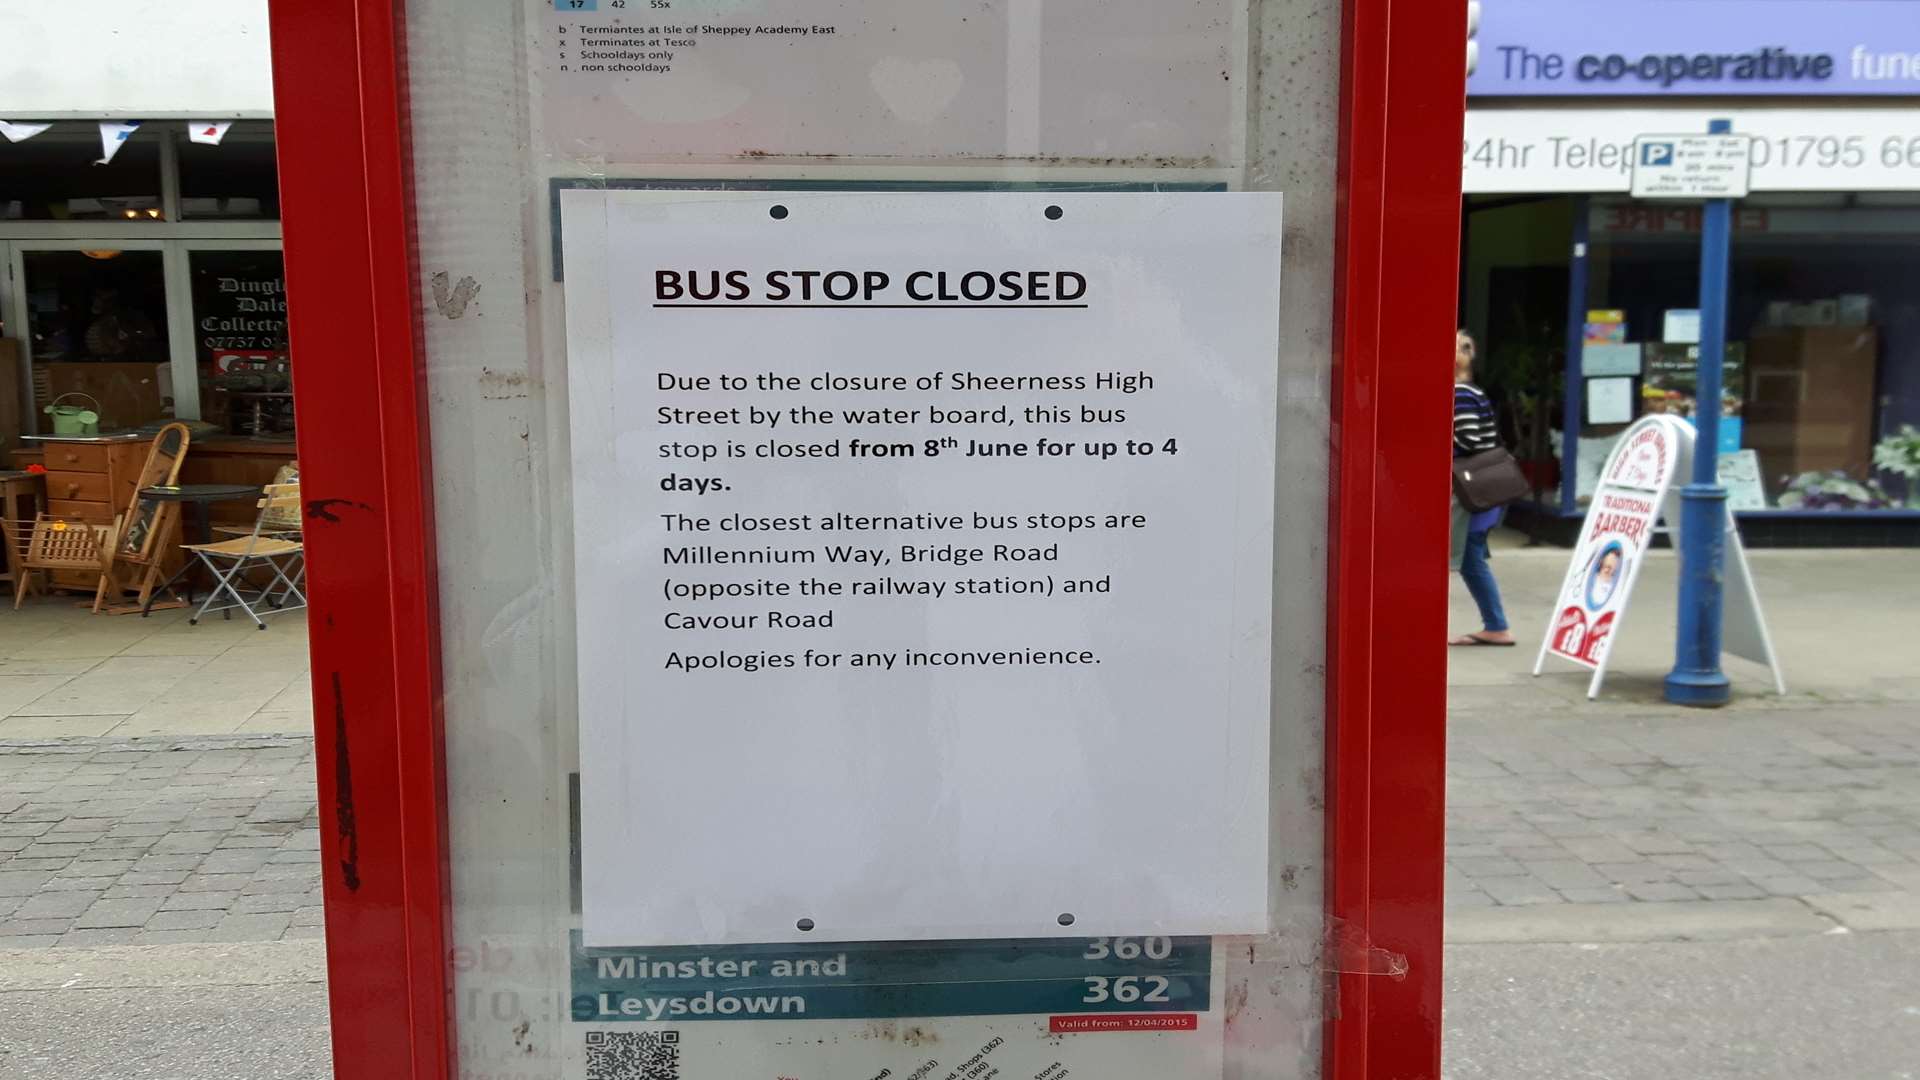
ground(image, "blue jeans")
xmin=1458 ymin=529 xmax=1508 ymax=633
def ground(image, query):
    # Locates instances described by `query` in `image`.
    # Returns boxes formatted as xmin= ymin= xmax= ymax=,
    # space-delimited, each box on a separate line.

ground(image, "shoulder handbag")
xmin=1452 ymin=446 xmax=1530 ymax=513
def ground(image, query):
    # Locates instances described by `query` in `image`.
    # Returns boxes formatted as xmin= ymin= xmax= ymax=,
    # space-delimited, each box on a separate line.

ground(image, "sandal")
xmin=1449 ymin=633 xmax=1516 ymax=647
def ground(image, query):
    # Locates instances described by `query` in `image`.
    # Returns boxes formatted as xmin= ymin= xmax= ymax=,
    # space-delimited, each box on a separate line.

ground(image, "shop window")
xmin=0 ymin=122 xmax=163 ymax=221
xmin=21 ymin=250 xmax=174 ymax=429
xmin=1460 ymin=195 xmax=1579 ymax=503
xmin=1577 ymin=198 xmax=1920 ymax=512
xmin=178 ymin=122 xmax=280 ymax=220
xmin=191 ymin=250 xmax=291 ymax=437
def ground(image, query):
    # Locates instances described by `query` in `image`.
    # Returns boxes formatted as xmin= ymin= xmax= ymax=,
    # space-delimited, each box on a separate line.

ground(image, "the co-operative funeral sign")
xmin=1467 ymin=0 xmax=1920 ymax=97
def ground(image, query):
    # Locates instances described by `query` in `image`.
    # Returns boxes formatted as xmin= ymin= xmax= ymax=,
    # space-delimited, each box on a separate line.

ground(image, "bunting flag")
xmin=187 ymin=121 xmax=233 ymax=146
xmin=95 ymin=121 xmax=141 ymax=165
xmin=0 ymin=121 xmax=52 ymax=144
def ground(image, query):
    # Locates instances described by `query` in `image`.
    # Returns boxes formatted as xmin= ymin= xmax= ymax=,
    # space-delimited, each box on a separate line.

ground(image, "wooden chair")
xmin=1 ymin=515 xmax=123 ymax=612
xmin=215 ymin=461 xmax=299 ymax=540
xmin=182 ymin=483 xmax=305 ymax=629
xmin=99 ymin=422 xmax=191 ymax=613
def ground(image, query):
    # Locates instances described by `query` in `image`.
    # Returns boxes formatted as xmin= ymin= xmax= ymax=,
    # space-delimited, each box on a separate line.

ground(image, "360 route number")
xmin=1083 ymin=936 xmax=1173 ymax=960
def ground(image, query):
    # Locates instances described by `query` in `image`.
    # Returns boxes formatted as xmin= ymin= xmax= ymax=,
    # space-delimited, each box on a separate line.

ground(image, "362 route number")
xmin=1083 ymin=976 xmax=1173 ymax=1004
xmin=1084 ymin=936 xmax=1173 ymax=960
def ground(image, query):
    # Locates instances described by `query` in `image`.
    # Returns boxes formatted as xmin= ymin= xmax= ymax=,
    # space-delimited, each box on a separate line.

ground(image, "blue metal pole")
xmin=1665 ymin=118 xmax=1734 ymax=707
xmin=1560 ymin=195 xmax=1590 ymax=518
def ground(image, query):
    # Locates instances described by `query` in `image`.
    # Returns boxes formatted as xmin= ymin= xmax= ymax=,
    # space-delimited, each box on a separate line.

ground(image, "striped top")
xmin=1453 ymin=382 xmax=1499 ymax=457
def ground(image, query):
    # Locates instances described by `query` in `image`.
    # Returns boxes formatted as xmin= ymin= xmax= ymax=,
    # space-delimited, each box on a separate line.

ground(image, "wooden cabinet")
xmin=35 ymin=436 xmax=152 ymax=588
xmin=39 ymin=438 xmax=149 ymax=524
xmin=1745 ymin=327 xmax=1879 ymax=486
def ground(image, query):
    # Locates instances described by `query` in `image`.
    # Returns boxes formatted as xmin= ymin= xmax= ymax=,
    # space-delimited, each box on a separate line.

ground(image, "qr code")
xmin=584 ymin=1029 xmax=681 ymax=1080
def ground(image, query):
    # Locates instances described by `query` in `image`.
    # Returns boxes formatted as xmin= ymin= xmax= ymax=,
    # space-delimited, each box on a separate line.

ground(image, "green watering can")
xmin=44 ymin=393 xmax=101 ymax=435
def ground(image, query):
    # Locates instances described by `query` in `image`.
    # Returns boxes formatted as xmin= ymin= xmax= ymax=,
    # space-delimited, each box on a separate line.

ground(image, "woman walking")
xmin=1451 ymin=330 xmax=1514 ymax=646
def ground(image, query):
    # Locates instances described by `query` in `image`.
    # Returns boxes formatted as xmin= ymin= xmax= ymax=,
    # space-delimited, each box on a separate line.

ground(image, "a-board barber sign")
xmin=561 ymin=191 xmax=1282 ymax=1078
xmin=1539 ymin=416 xmax=1679 ymax=684
xmin=1535 ymin=414 xmax=1785 ymax=699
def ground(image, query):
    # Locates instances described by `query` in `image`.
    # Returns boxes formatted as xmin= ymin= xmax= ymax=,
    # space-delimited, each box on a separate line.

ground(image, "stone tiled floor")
xmin=4 ymin=704 xmax=1917 ymax=949
xmin=1448 ymin=541 xmax=1920 ymax=708
xmin=1446 ymin=705 xmax=1920 ymax=909
xmin=0 ymin=602 xmax=311 ymax=740
xmin=4 ymin=539 xmax=1915 ymax=955
xmin=0 ymin=742 xmax=321 ymax=947
xmin=1444 ymin=541 xmax=1920 ymax=911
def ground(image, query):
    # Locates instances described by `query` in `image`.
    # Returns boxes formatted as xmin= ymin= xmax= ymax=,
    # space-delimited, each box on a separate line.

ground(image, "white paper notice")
xmin=563 ymin=191 xmax=1279 ymax=947
xmin=1719 ymin=448 xmax=1769 ymax=510
xmin=1582 ymin=342 xmax=1643 ymax=378
xmin=1586 ymin=377 xmax=1635 ymax=425
xmin=534 ymin=0 xmax=1239 ymax=161
xmin=1664 ymin=308 xmax=1702 ymax=345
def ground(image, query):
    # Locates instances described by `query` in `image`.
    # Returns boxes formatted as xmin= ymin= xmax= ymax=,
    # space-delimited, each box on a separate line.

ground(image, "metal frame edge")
xmin=1326 ymin=0 xmax=1466 ymax=1076
xmin=266 ymin=1 xmax=454 ymax=1077
xmin=266 ymin=0 xmax=1462 ymax=1072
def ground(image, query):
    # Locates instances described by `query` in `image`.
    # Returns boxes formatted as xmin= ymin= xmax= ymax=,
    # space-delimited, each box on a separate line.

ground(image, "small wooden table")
xmin=0 ymin=471 xmax=47 ymax=595
xmin=0 ymin=471 xmax=45 ymax=520
xmin=138 ymin=484 xmax=263 ymax=615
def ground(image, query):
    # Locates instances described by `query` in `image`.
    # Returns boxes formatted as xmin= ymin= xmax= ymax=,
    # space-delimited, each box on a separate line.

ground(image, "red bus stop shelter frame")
xmin=266 ymin=1 xmax=1463 ymax=1076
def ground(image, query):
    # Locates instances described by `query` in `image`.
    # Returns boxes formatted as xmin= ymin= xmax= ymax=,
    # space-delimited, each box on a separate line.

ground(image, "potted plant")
xmin=1481 ymin=322 xmax=1564 ymax=496
xmin=1872 ymin=424 xmax=1920 ymax=508
xmin=1776 ymin=470 xmax=1892 ymax=511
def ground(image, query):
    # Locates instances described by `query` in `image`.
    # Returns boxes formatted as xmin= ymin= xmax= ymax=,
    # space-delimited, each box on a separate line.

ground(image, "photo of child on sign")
xmin=1585 ymin=541 xmax=1628 ymax=611
xmin=1548 ymin=533 xmax=1631 ymax=664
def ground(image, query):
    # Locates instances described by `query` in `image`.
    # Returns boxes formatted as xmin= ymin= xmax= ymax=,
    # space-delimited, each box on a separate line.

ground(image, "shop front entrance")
xmin=0 ymin=122 xmax=287 ymax=435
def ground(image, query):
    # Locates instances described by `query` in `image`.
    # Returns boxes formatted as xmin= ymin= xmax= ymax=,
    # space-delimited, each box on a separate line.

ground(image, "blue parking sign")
xmin=1641 ymin=141 xmax=1675 ymax=166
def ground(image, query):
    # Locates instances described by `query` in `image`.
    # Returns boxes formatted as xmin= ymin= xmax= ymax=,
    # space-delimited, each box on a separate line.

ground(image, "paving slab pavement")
xmin=1442 ymin=538 xmax=1920 ymax=940
xmin=1444 ymin=703 xmax=1920 ymax=933
xmin=5 ymin=709 xmax=1916 ymax=952
xmin=1 ymin=537 xmax=1913 ymax=957
xmin=1448 ymin=538 xmax=1920 ymax=709
xmin=0 ymin=941 xmax=329 ymax=1080
xmin=1444 ymin=931 xmax=1920 ymax=1080
xmin=0 ymin=604 xmax=312 ymax=742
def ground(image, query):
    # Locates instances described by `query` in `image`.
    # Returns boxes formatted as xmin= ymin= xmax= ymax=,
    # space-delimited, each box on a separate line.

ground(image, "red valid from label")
xmin=1049 ymin=1014 xmax=1199 ymax=1034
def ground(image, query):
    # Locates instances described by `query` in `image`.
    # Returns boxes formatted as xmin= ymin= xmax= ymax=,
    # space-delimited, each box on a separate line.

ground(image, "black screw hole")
xmin=1044 ymin=205 xmax=1064 ymax=221
xmin=1056 ymin=912 xmax=1075 ymax=926
xmin=796 ymin=917 xmax=815 ymax=932
xmin=770 ymin=205 xmax=790 ymax=220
